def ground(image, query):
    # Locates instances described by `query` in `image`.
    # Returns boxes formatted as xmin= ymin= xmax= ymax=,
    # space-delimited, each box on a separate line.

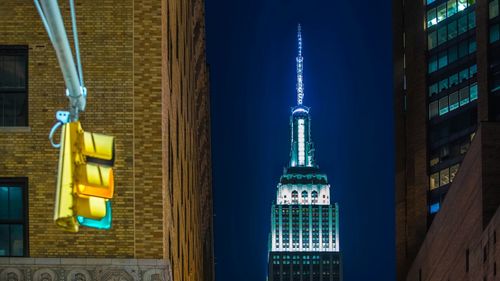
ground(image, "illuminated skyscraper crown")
xmin=269 ymin=24 xmax=339 ymax=253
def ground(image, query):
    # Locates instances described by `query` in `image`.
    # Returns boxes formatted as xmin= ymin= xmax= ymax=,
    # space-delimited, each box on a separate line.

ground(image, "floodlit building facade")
xmin=394 ymin=0 xmax=500 ymax=280
xmin=267 ymin=25 xmax=342 ymax=281
xmin=0 ymin=0 xmax=214 ymax=281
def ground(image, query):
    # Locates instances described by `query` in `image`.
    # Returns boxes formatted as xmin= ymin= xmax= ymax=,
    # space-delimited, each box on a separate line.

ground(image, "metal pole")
xmin=37 ymin=0 xmax=86 ymax=120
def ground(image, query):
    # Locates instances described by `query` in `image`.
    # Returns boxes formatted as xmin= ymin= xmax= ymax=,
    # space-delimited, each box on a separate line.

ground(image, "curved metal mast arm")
xmin=35 ymin=0 xmax=86 ymax=121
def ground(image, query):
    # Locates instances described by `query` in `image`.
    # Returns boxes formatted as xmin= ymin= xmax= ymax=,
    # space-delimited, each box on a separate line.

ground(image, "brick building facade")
xmin=0 ymin=0 xmax=214 ymax=281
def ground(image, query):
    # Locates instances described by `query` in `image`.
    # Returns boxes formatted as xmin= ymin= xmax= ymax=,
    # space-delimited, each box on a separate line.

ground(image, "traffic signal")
xmin=54 ymin=120 xmax=115 ymax=232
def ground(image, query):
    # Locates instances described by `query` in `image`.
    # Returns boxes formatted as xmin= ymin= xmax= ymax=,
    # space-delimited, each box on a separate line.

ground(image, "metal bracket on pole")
xmin=49 ymin=111 xmax=71 ymax=148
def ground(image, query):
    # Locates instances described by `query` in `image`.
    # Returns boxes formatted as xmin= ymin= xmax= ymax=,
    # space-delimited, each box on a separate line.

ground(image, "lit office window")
xmin=438 ymin=26 xmax=447 ymax=45
xmin=428 ymin=8 xmax=438 ymax=28
xmin=470 ymin=64 xmax=477 ymax=76
xmin=448 ymin=46 xmax=458 ymax=63
xmin=448 ymin=20 xmax=458 ymax=40
xmin=458 ymin=14 xmax=468 ymax=34
xmin=0 ymin=46 xmax=28 ymax=127
xmin=470 ymin=83 xmax=478 ymax=101
xmin=429 ymin=55 xmax=438 ymax=73
xmin=468 ymin=11 xmax=476 ymax=29
xmin=450 ymin=73 xmax=459 ymax=86
xmin=449 ymin=92 xmax=459 ymax=110
xmin=460 ymin=69 xmax=469 ymax=82
xmin=439 ymin=96 xmax=449 ymax=115
xmin=469 ymin=40 xmax=476 ymax=52
xmin=458 ymin=0 xmax=468 ymax=11
xmin=460 ymin=87 xmax=470 ymax=106
xmin=438 ymin=51 xmax=448 ymax=68
xmin=0 ymin=178 xmax=27 ymax=257
xmin=490 ymin=0 xmax=499 ymax=19
xmin=439 ymin=79 xmax=449 ymax=92
xmin=448 ymin=0 xmax=458 ymax=16
xmin=428 ymin=31 xmax=437 ymax=50
xmin=430 ymin=202 xmax=440 ymax=214
xmin=440 ymin=168 xmax=450 ymax=186
xmin=429 ymin=101 xmax=439 ymax=119
xmin=491 ymin=24 xmax=500 ymax=43
xmin=429 ymin=83 xmax=438 ymax=96
xmin=437 ymin=3 xmax=447 ymax=22
xmin=430 ymin=173 xmax=439 ymax=190
xmin=450 ymin=164 xmax=460 ymax=182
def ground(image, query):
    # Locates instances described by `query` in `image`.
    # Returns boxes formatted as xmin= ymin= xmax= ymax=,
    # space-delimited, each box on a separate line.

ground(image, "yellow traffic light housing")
xmin=53 ymin=116 xmax=115 ymax=232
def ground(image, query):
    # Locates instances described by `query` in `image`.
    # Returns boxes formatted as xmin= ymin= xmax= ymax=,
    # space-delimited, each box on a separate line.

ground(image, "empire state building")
xmin=267 ymin=25 xmax=342 ymax=281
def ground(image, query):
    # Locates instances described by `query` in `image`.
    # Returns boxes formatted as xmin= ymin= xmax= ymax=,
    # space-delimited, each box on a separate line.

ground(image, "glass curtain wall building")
xmin=267 ymin=25 xmax=342 ymax=281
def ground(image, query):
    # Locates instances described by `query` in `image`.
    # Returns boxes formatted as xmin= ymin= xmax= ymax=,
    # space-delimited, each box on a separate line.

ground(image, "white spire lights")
xmin=296 ymin=24 xmax=304 ymax=106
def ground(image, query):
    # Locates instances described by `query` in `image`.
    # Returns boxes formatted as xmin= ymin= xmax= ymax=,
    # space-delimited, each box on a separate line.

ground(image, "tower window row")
xmin=426 ymin=0 xmax=475 ymax=28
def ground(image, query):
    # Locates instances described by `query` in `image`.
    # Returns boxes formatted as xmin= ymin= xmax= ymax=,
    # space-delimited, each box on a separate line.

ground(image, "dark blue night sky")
xmin=206 ymin=1 xmax=394 ymax=281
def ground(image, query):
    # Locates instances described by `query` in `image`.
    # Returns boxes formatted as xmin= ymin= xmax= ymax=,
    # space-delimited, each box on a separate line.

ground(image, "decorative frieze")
xmin=0 ymin=258 xmax=171 ymax=281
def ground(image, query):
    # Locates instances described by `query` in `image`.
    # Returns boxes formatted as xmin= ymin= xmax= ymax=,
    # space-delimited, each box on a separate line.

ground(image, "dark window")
xmin=484 ymin=245 xmax=488 ymax=263
xmin=0 ymin=46 xmax=28 ymax=127
xmin=0 ymin=178 xmax=28 ymax=256
xmin=466 ymin=249 xmax=470 ymax=272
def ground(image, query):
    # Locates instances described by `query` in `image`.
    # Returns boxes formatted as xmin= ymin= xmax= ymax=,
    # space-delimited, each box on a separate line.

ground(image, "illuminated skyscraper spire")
xmin=296 ymin=24 xmax=304 ymax=105
xmin=267 ymin=25 xmax=342 ymax=281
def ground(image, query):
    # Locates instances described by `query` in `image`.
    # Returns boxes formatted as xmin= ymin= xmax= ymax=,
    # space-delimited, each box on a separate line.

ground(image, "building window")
xmin=427 ymin=0 xmax=474 ymax=28
xmin=311 ymin=191 xmax=318 ymax=204
xmin=439 ymin=96 xmax=449 ymax=116
xmin=466 ymin=249 xmax=470 ymax=272
xmin=440 ymin=168 xmax=450 ymax=186
xmin=491 ymin=24 xmax=500 ymax=43
xmin=490 ymin=0 xmax=499 ymax=19
xmin=428 ymin=31 xmax=438 ymax=49
xmin=0 ymin=178 xmax=28 ymax=257
xmin=301 ymin=191 xmax=308 ymax=203
xmin=430 ymin=202 xmax=440 ymax=214
xmin=291 ymin=190 xmax=299 ymax=204
xmin=0 ymin=46 xmax=28 ymax=127
xmin=450 ymin=92 xmax=459 ymax=110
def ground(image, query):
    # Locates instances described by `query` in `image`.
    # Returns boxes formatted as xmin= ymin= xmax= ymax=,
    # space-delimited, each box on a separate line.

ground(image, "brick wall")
xmin=406 ymin=123 xmax=500 ymax=281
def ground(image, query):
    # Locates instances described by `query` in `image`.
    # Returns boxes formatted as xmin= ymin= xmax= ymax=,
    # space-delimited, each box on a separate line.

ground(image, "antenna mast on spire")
xmin=296 ymin=24 xmax=304 ymax=105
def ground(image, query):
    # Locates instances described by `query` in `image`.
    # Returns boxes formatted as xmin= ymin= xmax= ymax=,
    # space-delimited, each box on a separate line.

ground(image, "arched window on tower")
xmin=311 ymin=191 xmax=318 ymax=204
xmin=291 ymin=190 xmax=299 ymax=204
xmin=301 ymin=190 xmax=308 ymax=204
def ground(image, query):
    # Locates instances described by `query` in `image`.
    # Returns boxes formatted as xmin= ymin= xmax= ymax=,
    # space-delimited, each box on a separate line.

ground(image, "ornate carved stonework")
xmin=0 ymin=268 xmax=23 ymax=281
xmin=0 ymin=259 xmax=170 ymax=281
xmin=33 ymin=269 xmax=57 ymax=281
xmin=143 ymin=269 xmax=165 ymax=281
xmin=67 ymin=269 xmax=91 ymax=281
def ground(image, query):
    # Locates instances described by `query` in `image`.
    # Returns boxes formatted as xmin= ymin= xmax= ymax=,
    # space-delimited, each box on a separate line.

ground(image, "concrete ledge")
xmin=0 ymin=127 xmax=31 ymax=133
xmin=0 ymin=257 xmax=166 ymax=266
xmin=34 ymin=258 xmax=61 ymax=265
xmin=7 ymin=257 xmax=34 ymax=265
